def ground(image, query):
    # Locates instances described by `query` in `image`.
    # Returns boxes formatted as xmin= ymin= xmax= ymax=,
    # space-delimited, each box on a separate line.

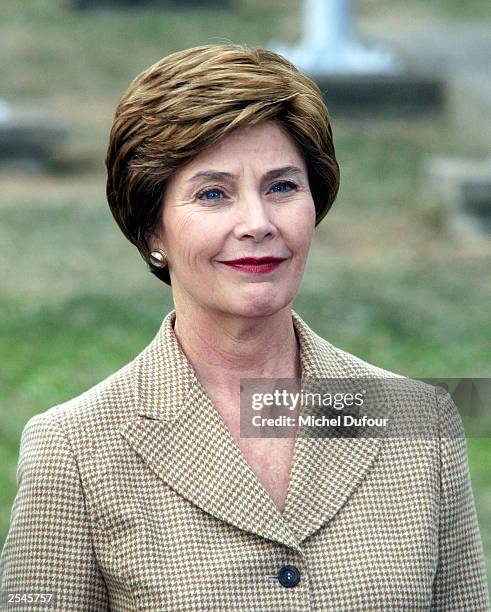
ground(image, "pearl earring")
xmin=149 ymin=250 xmax=168 ymax=268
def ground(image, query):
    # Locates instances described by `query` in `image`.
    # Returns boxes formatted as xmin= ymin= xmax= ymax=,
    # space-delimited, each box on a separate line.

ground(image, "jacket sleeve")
xmin=0 ymin=413 xmax=109 ymax=611
xmin=431 ymin=389 xmax=490 ymax=610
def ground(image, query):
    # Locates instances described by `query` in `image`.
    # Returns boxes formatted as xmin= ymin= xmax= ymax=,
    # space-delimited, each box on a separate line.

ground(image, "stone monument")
xmin=426 ymin=155 xmax=491 ymax=238
xmin=271 ymin=0 xmax=444 ymax=116
xmin=0 ymin=99 xmax=69 ymax=172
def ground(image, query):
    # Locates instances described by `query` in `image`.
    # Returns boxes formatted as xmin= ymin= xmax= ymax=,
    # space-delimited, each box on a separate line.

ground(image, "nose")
xmin=234 ymin=193 xmax=277 ymax=242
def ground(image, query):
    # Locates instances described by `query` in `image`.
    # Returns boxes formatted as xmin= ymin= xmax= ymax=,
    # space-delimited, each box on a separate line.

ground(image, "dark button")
xmin=277 ymin=564 xmax=301 ymax=588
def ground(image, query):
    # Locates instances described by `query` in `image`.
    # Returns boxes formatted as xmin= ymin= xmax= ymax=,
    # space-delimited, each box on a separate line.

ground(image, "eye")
xmin=270 ymin=181 xmax=297 ymax=194
xmin=196 ymin=187 xmax=225 ymax=202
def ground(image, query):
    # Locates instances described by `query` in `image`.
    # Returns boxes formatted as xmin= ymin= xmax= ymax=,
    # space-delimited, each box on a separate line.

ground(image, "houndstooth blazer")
xmin=0 ymin=308 xmax=489 ymax=611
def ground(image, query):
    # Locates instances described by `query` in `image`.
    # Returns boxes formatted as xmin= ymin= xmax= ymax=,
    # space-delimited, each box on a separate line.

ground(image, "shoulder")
xmin=325 ymin=341 xmax=405 ymax=380
xmin=292 ymin=308 xmax=407 ymax=381
xmin=324 ymin=338 xmax=466 ymax=441
xmin=293 ymin=309 xmax=443 ymax=413
xmin=20 ymin=349 xmax=144 ymax=459
xmin=301 ymin=318 xmax=445 ymax=422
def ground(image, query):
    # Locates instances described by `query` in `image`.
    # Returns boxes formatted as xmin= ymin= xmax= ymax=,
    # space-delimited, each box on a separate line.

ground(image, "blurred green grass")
xmin=0 ymin=0 xmax=490 ymax=591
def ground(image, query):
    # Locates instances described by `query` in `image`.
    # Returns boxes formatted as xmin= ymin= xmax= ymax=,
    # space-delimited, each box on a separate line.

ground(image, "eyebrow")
xmin=186 ymin=165 xmax=305 ymax=184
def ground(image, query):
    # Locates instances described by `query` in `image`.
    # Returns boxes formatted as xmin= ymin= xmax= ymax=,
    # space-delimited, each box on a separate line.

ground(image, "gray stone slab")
xmin=313 ymin=72 xmax=445 ymax=117
xmin=426 ymin=155 xmax=491 ymax=237
xmin=0 ymin=105 xmax=69 ymax=172
xmin=359 ymin=17 xmax=491 ymax=142
xmin=461 ymin=180 xmax=491 ymax=233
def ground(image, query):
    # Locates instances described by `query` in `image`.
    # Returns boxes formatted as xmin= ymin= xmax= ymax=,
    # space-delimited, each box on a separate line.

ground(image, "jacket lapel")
xmin=280 ymin=311 xmax=385 ymax=543
xmin=120 ymin=309 xmax=386 ymax=549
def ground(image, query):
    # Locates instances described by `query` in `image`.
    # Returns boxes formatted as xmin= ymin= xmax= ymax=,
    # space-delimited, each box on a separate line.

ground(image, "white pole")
xmin=271 ymin=0 xmax=401 ymax=75
xmin=0 ymin=99 xmax=13 ymax=123
xmin=303 ymin=0 xmax=352 ymax=49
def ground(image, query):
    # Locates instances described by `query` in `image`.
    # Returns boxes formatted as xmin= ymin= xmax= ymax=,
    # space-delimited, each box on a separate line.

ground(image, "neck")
xmin=171 ymin=302 xmax=301 ymax=396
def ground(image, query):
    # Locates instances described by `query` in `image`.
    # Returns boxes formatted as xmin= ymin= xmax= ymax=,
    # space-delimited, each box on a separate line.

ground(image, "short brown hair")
xmin=105 ymin=43 xmax=340 ymax=286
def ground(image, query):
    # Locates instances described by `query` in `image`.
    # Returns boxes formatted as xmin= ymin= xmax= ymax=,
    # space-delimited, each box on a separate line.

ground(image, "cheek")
xmin=172 ymin=217 xmax=225 ymax=269
xmin=164 ymin=210 xmax=210 ymax=251
xmin=285 ymin=201 xmax=316 ymax=250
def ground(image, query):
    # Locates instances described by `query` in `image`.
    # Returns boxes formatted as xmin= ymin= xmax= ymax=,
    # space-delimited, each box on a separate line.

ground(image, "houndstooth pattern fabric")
xmin=0 ymin=308 xmax=488 ymax=611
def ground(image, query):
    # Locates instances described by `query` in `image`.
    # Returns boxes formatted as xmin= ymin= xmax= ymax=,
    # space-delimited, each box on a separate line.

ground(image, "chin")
xmin=227 ymin=286 xmax=295 ymax=319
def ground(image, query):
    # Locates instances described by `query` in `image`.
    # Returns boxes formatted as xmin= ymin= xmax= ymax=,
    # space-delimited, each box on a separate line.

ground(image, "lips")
xmin=220 ymin=257 xmax=287 ymax=264
xmin=217 ymin=256 xmax=287 ymax=275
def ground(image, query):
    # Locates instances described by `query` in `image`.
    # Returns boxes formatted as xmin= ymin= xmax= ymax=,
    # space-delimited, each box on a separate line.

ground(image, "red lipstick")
xmin=217 ymin=256 xmax=287 ymax=275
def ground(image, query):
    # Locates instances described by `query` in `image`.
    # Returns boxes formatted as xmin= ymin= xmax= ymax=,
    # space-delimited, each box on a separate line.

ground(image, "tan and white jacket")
xmin=0 ymin=309 xmax=489 ymax=610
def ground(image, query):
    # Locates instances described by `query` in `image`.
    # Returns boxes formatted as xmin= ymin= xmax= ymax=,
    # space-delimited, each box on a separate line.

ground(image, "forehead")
xmin=180 ymin=120 xmax=306 ymax=176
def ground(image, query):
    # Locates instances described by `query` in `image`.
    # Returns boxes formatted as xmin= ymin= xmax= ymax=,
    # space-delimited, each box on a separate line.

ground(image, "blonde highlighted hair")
xmin=106 ymin=43 xmax=340 ymax=286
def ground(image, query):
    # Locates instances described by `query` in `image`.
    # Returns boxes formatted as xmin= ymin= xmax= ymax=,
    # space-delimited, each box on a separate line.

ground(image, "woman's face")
xmin=152 ymin=119 xmax=316 ymax=319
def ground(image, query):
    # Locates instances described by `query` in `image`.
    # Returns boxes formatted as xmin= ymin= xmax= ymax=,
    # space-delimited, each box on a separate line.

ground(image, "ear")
xmin=144 ymin=226 xmax=163 ymax=253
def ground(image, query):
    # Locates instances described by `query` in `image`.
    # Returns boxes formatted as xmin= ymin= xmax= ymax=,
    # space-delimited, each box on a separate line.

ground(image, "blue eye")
xmin=271 ymin=181 xmax=296 ymax=193
xmin=197 ymin=181 xmax=297 ymax=203
xmin=197 ymin=188 xmax=224 ymax=202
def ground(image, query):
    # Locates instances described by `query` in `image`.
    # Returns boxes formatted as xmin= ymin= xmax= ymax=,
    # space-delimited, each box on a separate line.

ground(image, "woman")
xmin=0 ymin=44 xmax=488 ymax=610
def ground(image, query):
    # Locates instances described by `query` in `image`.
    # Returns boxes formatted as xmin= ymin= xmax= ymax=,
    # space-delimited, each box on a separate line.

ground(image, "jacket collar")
xmin=120 ymin=309 xmax=385 ymax=551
